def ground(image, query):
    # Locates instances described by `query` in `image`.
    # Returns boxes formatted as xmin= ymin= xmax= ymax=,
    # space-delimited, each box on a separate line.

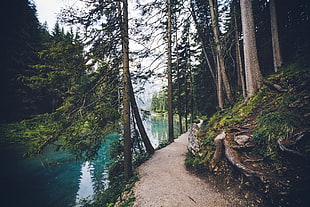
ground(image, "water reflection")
xmin=0 ymin=114 xmax=175 ymax=207
xmin=75 ymin=162 xmax=94 ymax=205
xmin=74 ymin=114 xmax=177 ymax=205
xmin=146 ymin=114 xmax=180 ymax=148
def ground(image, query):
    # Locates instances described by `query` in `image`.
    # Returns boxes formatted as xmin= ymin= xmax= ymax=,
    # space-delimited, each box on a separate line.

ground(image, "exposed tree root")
xmin=210 ymin=129 xmax=270 ymax=183
xmin=277 ymin=131 xmax=309 ymax=158
xmin=223 ymin=139 xmax=268 ymax=182
xmin=211 ymin=132 xmax=226 ymax=169
xmin=262 ymin=78 xmax=288 ymax=92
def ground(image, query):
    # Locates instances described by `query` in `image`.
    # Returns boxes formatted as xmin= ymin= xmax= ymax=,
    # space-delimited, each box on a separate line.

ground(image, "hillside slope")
xmin=186 ymin=58 xmax=310 ymax=206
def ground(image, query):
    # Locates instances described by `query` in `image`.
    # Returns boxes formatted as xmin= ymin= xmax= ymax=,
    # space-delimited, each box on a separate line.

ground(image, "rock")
xmin=188 ymin=123 xmax=201 ymax=155
xmin=234 ymin=134 xmax=250 ymax=145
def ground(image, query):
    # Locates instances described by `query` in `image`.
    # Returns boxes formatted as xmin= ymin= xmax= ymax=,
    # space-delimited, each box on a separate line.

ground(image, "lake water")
xmin=0 ymin=114 xmax=179 ymax=207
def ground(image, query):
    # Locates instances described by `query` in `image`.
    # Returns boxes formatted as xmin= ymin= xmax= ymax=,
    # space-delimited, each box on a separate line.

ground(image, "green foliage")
xmin=151 ymin=87 xmax=168 ymax=113
xmin=253 ymin=111 xmax=299 ymax=156
xmin=185 ymin=152 xmax=209 ymax=173
xmin=187 ymin=58 xmax=310 ymax=174
xmin=82 ymin=138 xmax=142 ymax=207
xmin=156 ymin=140 xmax=171 ymax=150
xmin=21 ymin=24 xmax=87 ymax=113
xmin=0 ymin=122 xmax=34 ymax=144
xmin=1 ymin=0 xmax=46 ymax=121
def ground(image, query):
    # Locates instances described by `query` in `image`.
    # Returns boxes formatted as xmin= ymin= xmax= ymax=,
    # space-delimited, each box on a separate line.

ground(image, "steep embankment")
xmin=186 ymin=59 xmax=310 ymax=206
xmin=133 ymin=131 xmax=250 ymax=207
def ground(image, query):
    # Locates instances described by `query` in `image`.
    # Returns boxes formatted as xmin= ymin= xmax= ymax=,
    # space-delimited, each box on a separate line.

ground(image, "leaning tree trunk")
xmin=240 ymin=0 xmax=263 ymax=97
xmin=167 ymin=0 xmax=174 ymax=142
xmin=270 ymin=0 xmax=282 ymax=72
xmin=129 ymin=78 xmax=154 ymax=154
xmin=119 ymin=0 xmax=133 ymax=179
xmin=209 ymin=0 xmax=234 ymax=105
xmin=190 ymin=0 xmax=216 ymax=84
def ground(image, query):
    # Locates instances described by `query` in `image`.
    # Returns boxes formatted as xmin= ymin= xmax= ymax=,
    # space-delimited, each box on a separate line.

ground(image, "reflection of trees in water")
xmin=75 ymin=115 xmax=180 ymax=204
xmin=90 ymin=133 xmax=118 ymax=194
xmin=148 ymin=115 xmax=180 ymax=148
xmin=151 ymin=116 xmax=168 ymax=147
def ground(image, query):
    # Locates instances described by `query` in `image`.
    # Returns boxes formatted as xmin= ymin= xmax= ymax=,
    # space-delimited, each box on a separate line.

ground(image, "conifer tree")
xmin=167 ymin=0 xmax=174 ymax=142
xmin=0 ymin=0 xmax=42 ymax=121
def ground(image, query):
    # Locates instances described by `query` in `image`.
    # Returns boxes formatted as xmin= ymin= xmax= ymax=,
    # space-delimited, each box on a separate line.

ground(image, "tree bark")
xmin=270 ymin=0 xmax=282 ymax=72
xmin=175 ymin=27 xmax=183 ymax=135
xmin=216 ymin=55 xmax=224 ymax=110
xmin=167 ymin=0 xmax=174 ymax=142
xmin=224 ymin=139 xmax=266 ymax=179
xmin=240 ymin=0 xmax=263 ymax=97
xmin=189 ymin=65 xmax=194 ymax=124
xmin=211 ymin=132 xmax=226 ymax=168
xmin=129 ymin=78 xmax=154 ymax=154
xmin=189 ymin=0 xmax=216 ymax=84
xmin=209 ymin=0 xmax=234 ymax=105
xmin=119 ymin=0 xmax=133 ymax=179
xmin=233 ymin=1 xmax=246 ymax=98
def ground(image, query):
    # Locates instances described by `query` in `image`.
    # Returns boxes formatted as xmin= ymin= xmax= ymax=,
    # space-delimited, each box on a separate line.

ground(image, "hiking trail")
xmin=133 ymin=129 xmax=246 ymax=207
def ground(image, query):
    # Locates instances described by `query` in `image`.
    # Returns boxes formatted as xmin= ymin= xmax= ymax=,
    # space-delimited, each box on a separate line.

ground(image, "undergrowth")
xmin=186 ymin=58 xmax=310 ymax=196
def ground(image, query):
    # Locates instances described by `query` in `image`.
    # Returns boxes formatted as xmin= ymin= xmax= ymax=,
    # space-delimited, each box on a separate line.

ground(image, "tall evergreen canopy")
xmin=1 ymin=0 xmax=310 ymax=205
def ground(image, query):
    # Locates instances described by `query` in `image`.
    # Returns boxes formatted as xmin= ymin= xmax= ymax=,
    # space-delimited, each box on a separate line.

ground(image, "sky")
xmin=32 ymin=0 xmax=164 ymax=103
xmin=33 ymin=0 xmax=63 ymax=28
xmin=33 ymin=0 xmax=79 ymax=30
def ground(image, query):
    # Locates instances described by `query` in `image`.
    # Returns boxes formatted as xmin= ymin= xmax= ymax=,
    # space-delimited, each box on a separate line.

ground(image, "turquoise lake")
xmin=0 ymin=114 xmax=180 ymax=207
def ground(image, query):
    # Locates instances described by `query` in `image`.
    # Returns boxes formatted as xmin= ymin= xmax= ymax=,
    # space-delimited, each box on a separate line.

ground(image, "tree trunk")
xmin=167 ymin=0 xmax=174 ymax=142
xmin=209 ymin=0 xmax=234 ymax=105
xmin=189 ymin=65 xmax=194 ymax=124
xmin=270 ymin=0 xmax=282 ymax=72
xmin=240 ymin=0 xmax=263 ymax=97
xmin=189 ymin=0 xmax=216 ymax=84
xmin=185 ymin=75 xmax=189 ymax=131
xmin=233 ymin=1 xmax=246 ymax=98
xmin=119 ymin=0 xmax=132 ymax=179
xmin=216 ymin=56 xmax=224 ymax=110
xmin=176 ymin=27 xmax=183 ymax=134
xmin=211 ymin=132 xmax=225 ymax=169
xmin=129 ymin=78 xmax=154 ymax=154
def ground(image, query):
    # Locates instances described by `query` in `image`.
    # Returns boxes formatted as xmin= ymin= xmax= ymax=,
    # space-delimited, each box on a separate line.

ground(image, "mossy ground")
xmin=186 ymin=59 xmax=310 ymax=206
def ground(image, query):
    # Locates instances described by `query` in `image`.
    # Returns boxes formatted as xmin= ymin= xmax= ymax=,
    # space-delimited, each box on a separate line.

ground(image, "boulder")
xmin=188 ymin=123 xmax=201 ymax=155
xmin=234 ymin=134 xmax=250 ymax=145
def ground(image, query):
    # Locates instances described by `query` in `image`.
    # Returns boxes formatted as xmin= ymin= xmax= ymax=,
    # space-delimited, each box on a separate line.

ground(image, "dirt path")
xmin=133 ymin=131 xmax=243 ymax=207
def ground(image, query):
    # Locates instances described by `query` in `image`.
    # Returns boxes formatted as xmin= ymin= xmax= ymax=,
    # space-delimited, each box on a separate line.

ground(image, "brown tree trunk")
xmin=209 ymin=0 xmax=234 ymax=105
xmin=270 ymin=0 xmax=282 ymax=72
xmin=189 ymin=0 xmax=216 ymax=83
xmin=189 ymin=66 xmax=194 ymax=124
xmin=240 ymin=0 xmax=263 ymax=97
xmin=119 ymin=0 xmax=133 ymax=179
xmin=175 ymin=26 xmax=183 ymax=135
xmin=185 ymin=77 xmax=189 ymax=131
xmin=233 ymin=1 xmax=246 ymax=98
xmin=216 ymin=56 xmax=224 ymax=110
xmin=129 ymin=78 xmax=154 ymax=154
xmin=167 ymin=0 xmax=174 ymax=142
xmin=211 ymin=132 xmax=226 ymax=168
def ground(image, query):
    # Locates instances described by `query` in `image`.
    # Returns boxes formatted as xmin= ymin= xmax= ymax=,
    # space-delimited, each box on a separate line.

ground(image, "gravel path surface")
xmin=133 ymin=132 xmax=241 ymax=207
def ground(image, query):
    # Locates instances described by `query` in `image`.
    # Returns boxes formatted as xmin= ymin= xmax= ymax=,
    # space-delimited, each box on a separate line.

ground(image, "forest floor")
xmin=133 ymin=130 xmax=248 ymax=207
